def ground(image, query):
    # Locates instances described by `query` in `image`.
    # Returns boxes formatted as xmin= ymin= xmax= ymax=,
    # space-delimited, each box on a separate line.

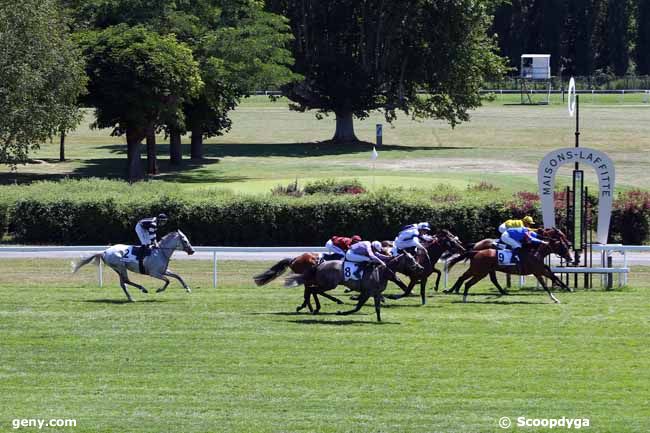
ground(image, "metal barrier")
xmin=0 ymin=245 xmax=643 ymax=289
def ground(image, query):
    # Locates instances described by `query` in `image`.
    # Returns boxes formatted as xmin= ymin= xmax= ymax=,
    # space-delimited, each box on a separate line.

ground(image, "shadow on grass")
xmin=287 ymin=319 xmax=400 ymax=325
xmin=81 ymin=298 xmax=168 ymax=304
xmin=100 ymin=141 xmax=465 ymax=159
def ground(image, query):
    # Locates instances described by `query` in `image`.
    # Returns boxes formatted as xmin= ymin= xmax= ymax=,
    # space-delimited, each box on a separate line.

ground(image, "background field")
xmin=2 ymin=94 xmax=649 ymax=195
xmin=1 ymin=258 xmax=649 ymax=433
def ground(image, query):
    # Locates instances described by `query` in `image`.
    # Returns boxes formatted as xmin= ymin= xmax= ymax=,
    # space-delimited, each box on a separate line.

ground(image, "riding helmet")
xmin=371 ymin=241 xmax=383 ymax=252
xmin=417 ymin=222 xmax=431 ymax=232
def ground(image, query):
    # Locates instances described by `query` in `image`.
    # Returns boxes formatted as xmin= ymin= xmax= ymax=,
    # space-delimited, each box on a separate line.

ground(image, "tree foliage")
xmin=67 ymin=0 xmax=297 ymax=161
xmin=77 ymin=25 xmax=203 ymax=179
xmin=0 ymin=0 xmax=86 ymax=165
xmin=267 ymin=0 xmax=506 ymax=142
xmin=490 ymin=0 xmax=643 ymax=76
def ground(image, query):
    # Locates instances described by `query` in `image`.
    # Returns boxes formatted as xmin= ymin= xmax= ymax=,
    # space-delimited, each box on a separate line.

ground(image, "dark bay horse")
xmin=387 ymin=229 xmax=466 ymax=304
xmin=444 ymin=229 xmax=573 ymax=303
xmin=253 ymin=253 xmax=346 ymax=308
xmin=286 ymin=253 xmax=423 ymax=322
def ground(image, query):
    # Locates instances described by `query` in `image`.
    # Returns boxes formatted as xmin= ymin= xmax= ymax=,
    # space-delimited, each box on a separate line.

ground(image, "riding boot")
xmin=514 ymin=248 xmax=525 ymax=274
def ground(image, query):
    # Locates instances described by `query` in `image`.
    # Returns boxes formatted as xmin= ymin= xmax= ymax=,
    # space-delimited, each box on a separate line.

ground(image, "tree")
xmin=67 ymin=0 xmax=298 ymax=163
xmin=77 ymin=25 xmax=203 ymax=180
xmin=267 ymin=0 xmax=506 ymax=143
xmin=0 ymin=0 xmax=86 ymax=166
xmin=636 ymin=0 xmax=650 ymax=74
xmin=179 ymin=2 xmax=299 ymax=159
xmin=603 ymin=0 xmax=631 ymax=75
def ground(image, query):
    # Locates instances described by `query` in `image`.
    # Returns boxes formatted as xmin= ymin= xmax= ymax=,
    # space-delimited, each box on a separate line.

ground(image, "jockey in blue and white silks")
xmin=135 ymin=213 xmax=168 ymax=248
xmin=500 ymin=227 xmax=545 ymax=264
xmin=393 ymin=222 xmax=432 ymax=255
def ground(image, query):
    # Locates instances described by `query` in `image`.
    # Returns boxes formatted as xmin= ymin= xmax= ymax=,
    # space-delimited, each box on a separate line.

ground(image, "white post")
xmin=623 ymin=250 xmax=628 ymax=286
xmin=213 ymin=251 xmax=218 ymax=288
xmin=519 ymin=275 xmax=524 ymax=288
xmin=98 ymin=259 xmax=103 ymax=288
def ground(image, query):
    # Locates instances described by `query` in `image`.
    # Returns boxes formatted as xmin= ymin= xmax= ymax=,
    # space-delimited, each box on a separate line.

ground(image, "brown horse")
xmin=286 ymin=252 xmax=423 ymax=321
xmin=253 ymin=253 xmax=346 ymax=309
xmin=444 ymin=228 xmax=573 ymax=303
xmin=387 ymin=229 xmax=466 ymax=304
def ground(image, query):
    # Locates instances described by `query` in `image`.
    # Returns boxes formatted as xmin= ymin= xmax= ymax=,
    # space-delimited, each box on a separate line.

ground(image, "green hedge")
xmin=4 ymin=193 xmax=519 ymax=245
xmin=1 ymin=180 xmax=649 ymax=245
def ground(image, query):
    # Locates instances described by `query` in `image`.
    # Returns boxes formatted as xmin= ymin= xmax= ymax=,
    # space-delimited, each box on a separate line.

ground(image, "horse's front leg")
xmin=386 ymin=279 xmax=416 ymax=300
xmin=338 ymin=289 xmax=371 ymax=316
xmin=164 ymin=269 xmax=191 ymax=293
xmin=432 ymin=268 xmax=442 ymax=292
xmin=419 ymin=277 xmax=428 ymax=305
xmin=535 ymin=274 xmax=561 ymax=303
xmin=320 ymin=292 xmax=345 ymax=305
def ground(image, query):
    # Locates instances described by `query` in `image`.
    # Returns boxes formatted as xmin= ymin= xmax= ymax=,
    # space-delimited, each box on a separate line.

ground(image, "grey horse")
xmin=72 ymin=230 xmax=195 ymax=301
xmin=286 ymin=253 xmax=423 ymax=322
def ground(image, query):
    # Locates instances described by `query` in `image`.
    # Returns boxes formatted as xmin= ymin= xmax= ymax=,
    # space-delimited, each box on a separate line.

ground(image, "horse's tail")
xmin=284 ymin=274 xmax=306 ymax=288
xmin=253 ymin=258 xmax=294 ymax=286
xmin=71 ymin=253 xmax=103 ymax=274
xmin=446 ymin=251 xmax=475 ymax=272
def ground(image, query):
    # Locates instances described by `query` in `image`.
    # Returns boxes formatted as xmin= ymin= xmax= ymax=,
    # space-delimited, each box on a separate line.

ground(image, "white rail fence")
xmin=0 ymin=244 xmax=646 ymax=289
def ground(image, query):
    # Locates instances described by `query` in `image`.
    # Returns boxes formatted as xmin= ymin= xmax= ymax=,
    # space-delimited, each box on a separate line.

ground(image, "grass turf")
xmin=1 ymin=258 xmax=649 ymax=432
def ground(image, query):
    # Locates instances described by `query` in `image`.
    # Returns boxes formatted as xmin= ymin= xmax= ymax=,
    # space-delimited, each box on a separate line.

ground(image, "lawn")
xmin=1 ymin=258 xmax=649 ymax=432
xmin=2 ymin=94 xmax=649 ymax=195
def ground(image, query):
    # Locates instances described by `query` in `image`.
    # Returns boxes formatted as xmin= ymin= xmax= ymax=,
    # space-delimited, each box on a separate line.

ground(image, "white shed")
xmin=520 ymin=54 xmax=551 ymax=79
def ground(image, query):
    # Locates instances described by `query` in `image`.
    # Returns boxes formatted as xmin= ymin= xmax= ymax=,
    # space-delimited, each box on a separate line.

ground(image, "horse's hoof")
xmin=128 ymin=298 xmax=135 ymax=302
xmin=156 ymin=288 xmax=165 ymax=293
xmin=142 ymin=289 xmax=148 ymax=294
xmin=336 ymin=311 xmax=343 ymax=315
xmin=312 ymin=310 xmax=320 ymax=315
xmin=462 ymin=296 xmax=468 ymax=303
xmin=185 ymin=289 xmax=192 ymax=293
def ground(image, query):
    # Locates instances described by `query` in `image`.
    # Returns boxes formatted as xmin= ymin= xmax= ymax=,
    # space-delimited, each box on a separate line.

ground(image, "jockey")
xmin=323 ymin=235 xmax=362 ymax=260
xmin=498 ymin=215 xmax=535 ymax=234
xmin=500 ymin=226 xmax=546 ymax=267
xmin=393 ymin=222 xmax=431 ymax=255
xmin=135 ymin=213 xmax=169 ymax=251
xmin=345 ymin=240 xmax=391 ymax=278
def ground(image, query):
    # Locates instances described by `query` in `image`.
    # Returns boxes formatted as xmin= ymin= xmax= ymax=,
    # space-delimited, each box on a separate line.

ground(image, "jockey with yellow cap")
xmin=498 ymin=215 xmax=536 ymax=234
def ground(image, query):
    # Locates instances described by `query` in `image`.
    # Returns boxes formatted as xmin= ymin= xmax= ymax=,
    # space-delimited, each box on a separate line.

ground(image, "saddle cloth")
xmin=343 ymin=260 xmax=363 ymax=281
xmin=496 ymin=248 xmax=516 ymax=266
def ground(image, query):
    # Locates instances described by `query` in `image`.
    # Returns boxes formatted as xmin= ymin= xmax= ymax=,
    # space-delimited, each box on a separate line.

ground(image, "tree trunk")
xmin=332 ymin=112 xmax=358 ymax=143
xmin=169 ymin=129 xmax=182 ymax=166
xmin=146 ymin=127 xmax=157 ymax=175
xmin=59 ymin=130 xmax=65 ymax=162
xmin=190 ymin=126 xmax=203 ymax=160
xmin=126 ymin=127 xmax=145 ymax=182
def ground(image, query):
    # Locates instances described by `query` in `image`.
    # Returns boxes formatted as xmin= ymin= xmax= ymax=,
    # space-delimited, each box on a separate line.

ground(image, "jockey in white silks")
xmin=135 ymin=213 xmax=169 ymax=249
xmin=392 ymin=222 xmax=432 ymax=255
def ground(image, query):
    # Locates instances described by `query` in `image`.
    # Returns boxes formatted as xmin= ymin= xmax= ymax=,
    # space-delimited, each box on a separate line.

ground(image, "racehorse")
xmin=444 ymin=228 xmax=573 ymax=303
xmin=286 ymin=252 xmax=423 ymax=321
xmin=387 ymin=229 xmax=466 ymax=304
xmin=72 ymin=230 xmax=195 ymax=302
xmin=253 ymin=253 xmax=346 ymax=308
